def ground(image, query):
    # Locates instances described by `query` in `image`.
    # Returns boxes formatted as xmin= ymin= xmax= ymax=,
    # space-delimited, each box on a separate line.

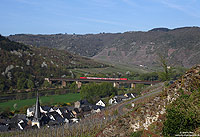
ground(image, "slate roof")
xmin=80 ymin=99 xmax=90 ymax=106
xmin=0 ymin=125 xmax=10 ymax=132
xmin=10 ymin=114 xmax=27 ymax=123
xmin=0 ymin=118 xmax=9 ymax=125
xmin=47 ymin=112 xmax=64 ymax=123
xmin=41 ymin=106 xmax=51 ymax=112
xmin=47 ymin=120 xmax=60 ymax=126
xmin=18 ymin=120 xmax=28 ymax=130
xmin=81 ymin=106 xmax=91 ymax=112
xmin=73 ymin=108 xmax=80 ymax=113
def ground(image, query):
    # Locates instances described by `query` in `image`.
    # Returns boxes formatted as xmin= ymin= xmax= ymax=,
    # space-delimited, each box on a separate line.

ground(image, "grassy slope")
xmin=72 ymin=62 xmax=150 ymax=76
xmin=0 ymin=93 xmax=80 ymax=111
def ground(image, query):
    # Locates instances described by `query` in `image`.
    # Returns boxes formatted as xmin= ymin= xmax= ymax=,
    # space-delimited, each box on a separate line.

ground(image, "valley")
xmin=0 ymin=27 xmax=200 ymax=136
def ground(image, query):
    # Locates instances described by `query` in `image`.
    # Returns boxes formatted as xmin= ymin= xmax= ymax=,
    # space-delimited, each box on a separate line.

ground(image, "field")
xmin=72 ymin=62 xmax=149 ymax=76
xmin=0 ymin=93 xmax=80 ymax=111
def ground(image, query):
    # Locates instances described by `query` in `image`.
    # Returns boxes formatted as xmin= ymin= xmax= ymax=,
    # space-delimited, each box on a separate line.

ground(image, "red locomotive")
xmin=79 ymin=77 xmax=127 ymax=80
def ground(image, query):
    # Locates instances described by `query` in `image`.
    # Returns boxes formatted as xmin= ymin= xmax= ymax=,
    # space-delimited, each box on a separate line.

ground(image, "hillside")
xmin=96 ymin=64 xmax=200 ymax=136
xmin=0 ymin=35 xmax=106 ymax=92
xmin=8 ymin=27 xmax=200 ymax=69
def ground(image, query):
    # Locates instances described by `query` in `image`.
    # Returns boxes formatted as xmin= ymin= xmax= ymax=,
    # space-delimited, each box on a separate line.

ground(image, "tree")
xmin=158 ymin=54 xmax=174 ymax=81
xmin=0 ymin=84 xmax=5 ymax=91
xmin=70 ymin=82 xmax=78 ymax=91
xmin=27 ymin=79 xmax=35 ymax=89
xmin=42 ymin=80 xmax=50 ymax=88
xmin=17 ymin=78 xmax=26 ymax=89
xmin=80 ymin=82 xmax=117 ymax=104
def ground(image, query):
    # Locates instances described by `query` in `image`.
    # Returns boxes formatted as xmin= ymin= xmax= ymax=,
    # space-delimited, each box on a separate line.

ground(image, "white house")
xmin=27 ymin=107 xmax=34 ymax=117
xmin=124 ymin=93 xmax=135 ymax=99
xmin=108 ymin=96 xmax=120 ymax=105
xmin=96 ymin=100 xmax=105 ymax=107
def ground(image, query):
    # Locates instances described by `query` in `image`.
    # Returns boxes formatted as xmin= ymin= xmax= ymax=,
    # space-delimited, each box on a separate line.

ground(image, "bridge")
xmin=45 ymin=78 xmax=161 ymax=89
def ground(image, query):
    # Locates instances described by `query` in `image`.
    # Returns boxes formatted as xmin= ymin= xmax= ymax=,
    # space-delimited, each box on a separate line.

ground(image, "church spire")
xmin=34 ymin=91 xmax=41 ymax=120
xmin=32 ymin=91 xmax=41 ymax=128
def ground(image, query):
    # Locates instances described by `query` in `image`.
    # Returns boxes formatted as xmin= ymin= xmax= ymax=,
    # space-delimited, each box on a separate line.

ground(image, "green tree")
xmin=27 ymin=79 xmax=34 ymax=89
xmin=80 ymin=82 xmax=117 ymax=104
xmin=158 ymin=54 xmax=174 ymax=81
xmin=17 ymin=78 xmax=26 ymax=89
xmin=0 ymin=84 xmax=5 ymax=91
xmin=42 ymin=80 xmax=51 ymax=88
xmin=70 ymin=82 xmax=78 ymax=91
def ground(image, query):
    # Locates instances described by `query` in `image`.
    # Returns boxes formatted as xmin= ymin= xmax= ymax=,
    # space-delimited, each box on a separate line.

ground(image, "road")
xmin=118 ymin=82 xmax=164 ymax=116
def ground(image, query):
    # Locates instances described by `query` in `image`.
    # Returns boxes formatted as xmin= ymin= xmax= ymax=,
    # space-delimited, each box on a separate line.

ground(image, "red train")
xmin=79 ymin=77 xmax=128 ymax=81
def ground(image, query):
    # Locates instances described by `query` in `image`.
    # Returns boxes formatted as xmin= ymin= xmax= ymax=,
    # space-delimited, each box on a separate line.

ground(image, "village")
xmin=0 ymin=92 xmax=136 ymax=132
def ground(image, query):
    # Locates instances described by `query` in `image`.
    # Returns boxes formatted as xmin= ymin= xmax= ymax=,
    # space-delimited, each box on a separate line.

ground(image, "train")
xmin=79 ymin=77 xmax=128 ymax=81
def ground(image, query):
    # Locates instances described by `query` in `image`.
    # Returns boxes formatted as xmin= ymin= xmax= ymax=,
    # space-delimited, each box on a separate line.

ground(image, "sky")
xmin=0 ymin=0 xmax=200 ymax=36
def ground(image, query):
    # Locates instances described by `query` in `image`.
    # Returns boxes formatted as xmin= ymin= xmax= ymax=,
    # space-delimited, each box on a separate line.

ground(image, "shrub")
xmin=163 ymin=91 xmax=200 ymax=136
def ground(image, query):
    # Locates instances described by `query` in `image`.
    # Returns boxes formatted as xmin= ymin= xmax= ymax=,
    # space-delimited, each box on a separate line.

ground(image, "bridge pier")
xmin=76 ymin=81 xmax=82 ymax=89
xmin=62 ymin=81 xmax=67 ymax=87
xmin=131 ymin=83 xmax=136 ymax=88
xmin=113 ymin=82 xmax=120 ymax=88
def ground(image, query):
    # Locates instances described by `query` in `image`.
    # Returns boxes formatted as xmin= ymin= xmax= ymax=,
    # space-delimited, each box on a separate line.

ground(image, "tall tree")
xmin=158 ymin=54 xmax=172 ymax=81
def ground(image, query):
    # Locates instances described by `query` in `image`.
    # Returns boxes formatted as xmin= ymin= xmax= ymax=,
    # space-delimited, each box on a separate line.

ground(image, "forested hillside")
xmin=0 ymin=35 xmax=106 ymax=92
xmin=8 ymin=27 xmax=200 ymax=69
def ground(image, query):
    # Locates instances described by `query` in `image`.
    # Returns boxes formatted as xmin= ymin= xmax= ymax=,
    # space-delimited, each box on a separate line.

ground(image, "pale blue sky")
xmin=0 ymin=0 xmax=200 ymax=36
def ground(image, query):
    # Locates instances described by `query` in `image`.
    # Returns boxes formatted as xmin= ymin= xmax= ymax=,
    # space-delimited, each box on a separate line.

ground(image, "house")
xmin=74 ymin=99 xmax=90 ymax=108
xmin=96 ymin=100 xmax=105 ymax=107
xmin=108 ymin=98 xmax=115 ymax=105
xmin=118 ymin=95 xmax=129 ymax=101
xmin=47 ymin=120 xmax=60 ymax=127
xmin=72 ymin=108 xmax=83 ymax=118
xmin=0 ymin=118 xmax=9 ymax=125
xmin=0 ymin=124 xmax=10 ymax=132
xmin=81 ymin=105 xmax=91 ymax=112
xmin=108 ymin=96 xmax=122 ymax=105
xmin=27 ymin=107 xmax=35 ymax=117
xmin=27 ymin=106 xmax=52 ymax=117
xmin=74 ymin=99 xmax=94 ymax=114
xmin=47 ymin=112 xmax=64 ymax=124
xmin=9 ymin=114 xmax=28 ymax=130
xmin=40 ymin=106 xmax=52 ymax=114
xmin=18 ymin=119 xmax=28 ymax=130
xmin=55 ymin=107 xmax=75 ymax=123
xmin=91 ymin=105 xmax=102 ymax=113
xmin=124 ymin=93 xmax=136 ymax=98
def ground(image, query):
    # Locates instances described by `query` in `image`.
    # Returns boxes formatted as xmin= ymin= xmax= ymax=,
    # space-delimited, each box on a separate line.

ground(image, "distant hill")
xmin=8 ymin=27 xmax=200 ymax=69
xmin=0 ymin=35 xmax=106 ymax=92
xmin=149 ymin=27 xmax=170 ymax=32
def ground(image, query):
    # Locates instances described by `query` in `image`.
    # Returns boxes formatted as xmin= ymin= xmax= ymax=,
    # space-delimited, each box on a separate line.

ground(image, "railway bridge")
xmin=45 ymin=77 xmax=161 ymax=89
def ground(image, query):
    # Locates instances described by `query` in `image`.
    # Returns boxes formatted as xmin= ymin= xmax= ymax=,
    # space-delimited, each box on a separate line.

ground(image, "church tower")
xmin=32 ymin=92 xmax=41 ymax=128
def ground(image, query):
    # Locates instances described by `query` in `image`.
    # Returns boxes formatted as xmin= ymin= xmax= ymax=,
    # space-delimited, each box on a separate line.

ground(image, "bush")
xmin=163 ymin=91 xmax=200 ymax=136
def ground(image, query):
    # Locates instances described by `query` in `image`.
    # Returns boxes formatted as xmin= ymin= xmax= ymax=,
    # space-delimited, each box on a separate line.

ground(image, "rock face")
xmin=8 ymin=27 xmax=200 ymax=68
xmin=98 ymin=65 xmax=200 ymax=136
